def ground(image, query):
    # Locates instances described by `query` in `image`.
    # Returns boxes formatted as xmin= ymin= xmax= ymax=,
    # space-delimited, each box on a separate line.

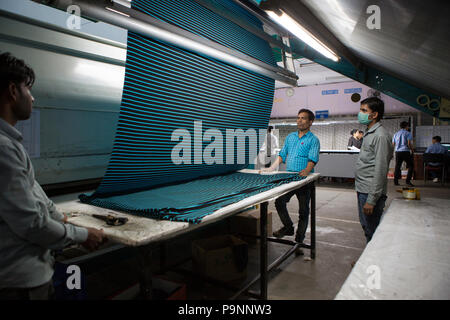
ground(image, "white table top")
xmin=53 ymin=170 xmax=320 ymax=247
xmin=335 ymin=197 xmax=450 ymax=300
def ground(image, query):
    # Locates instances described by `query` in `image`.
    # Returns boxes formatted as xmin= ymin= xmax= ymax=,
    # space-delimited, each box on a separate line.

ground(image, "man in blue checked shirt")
xmin=260 ymin=109 xmax=320 ymax=251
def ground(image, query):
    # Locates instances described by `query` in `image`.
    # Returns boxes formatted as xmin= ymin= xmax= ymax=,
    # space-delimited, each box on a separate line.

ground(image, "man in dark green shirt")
xmin=355 ymin=97 xmax=393 ymax=243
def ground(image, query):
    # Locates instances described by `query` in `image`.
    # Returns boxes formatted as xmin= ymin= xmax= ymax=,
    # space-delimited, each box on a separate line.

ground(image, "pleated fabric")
xmin=79 ymin=0 xmax=291 ymax=223
xmin=80 ymin=172 xmax=304 ymax=224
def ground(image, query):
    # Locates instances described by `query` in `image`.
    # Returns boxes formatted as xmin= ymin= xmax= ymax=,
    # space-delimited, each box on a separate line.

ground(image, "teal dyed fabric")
xmin=80 ymin=172 xmax=304 ymax=224
xmin=88 ymin=0 xmax=276 ymax=196
xmin=79 ymin=0 xmax=288 ymax=223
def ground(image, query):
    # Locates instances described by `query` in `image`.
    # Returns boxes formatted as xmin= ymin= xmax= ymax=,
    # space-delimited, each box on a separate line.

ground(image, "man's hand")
xmin=259 ymin=167 xmax=274 ymax=174
xmin=363 ymin=203 xmax=374 ymax=215
xmin=299 ymin=169 xmax=310 ymax=177
xmin=82 ymin=227 xmax=106 ymax=251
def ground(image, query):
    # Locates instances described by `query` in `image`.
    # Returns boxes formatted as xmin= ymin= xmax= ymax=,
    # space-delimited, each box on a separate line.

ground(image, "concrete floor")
xmin=65 ymin=178 xmax=450 ymax=300
xmin=264 ymin=178 xmax=450 ymax=300
xmin=179 ymin=177 xmax=450 ymax=300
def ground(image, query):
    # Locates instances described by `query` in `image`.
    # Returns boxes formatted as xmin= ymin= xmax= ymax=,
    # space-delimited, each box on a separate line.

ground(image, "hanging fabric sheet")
xmin=79 ymin=0 xmax=294 ymax=223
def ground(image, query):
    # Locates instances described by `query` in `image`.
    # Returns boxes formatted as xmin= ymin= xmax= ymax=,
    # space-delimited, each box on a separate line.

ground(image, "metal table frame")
xmin=134 ymin=180 xmax=316 ymax=300
xmin=56 ymin=173 xmax=318 ymax=300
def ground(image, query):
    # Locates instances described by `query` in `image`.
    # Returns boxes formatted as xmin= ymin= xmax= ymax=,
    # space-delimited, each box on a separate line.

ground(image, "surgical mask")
xmin=358 ymin=112 xmax=372 ymax=125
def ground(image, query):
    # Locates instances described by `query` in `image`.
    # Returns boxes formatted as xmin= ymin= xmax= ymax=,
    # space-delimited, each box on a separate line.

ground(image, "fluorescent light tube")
xmin=266 ymin=10 xmax=339 ymax=62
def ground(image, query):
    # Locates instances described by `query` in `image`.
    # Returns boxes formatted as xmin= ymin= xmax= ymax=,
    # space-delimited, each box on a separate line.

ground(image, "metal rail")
xmin=33 ymin=0 xmax=298 ymax=85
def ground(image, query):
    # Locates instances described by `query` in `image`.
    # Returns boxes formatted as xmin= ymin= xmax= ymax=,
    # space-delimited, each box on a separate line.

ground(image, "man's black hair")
xmin=0 ymin=52 xmax=35 ymax=93
xmin=298 ymin=108 xmax=315 ymax=122
xmin=400 ymin=121 xmax=409 ymax=129
xmin=350 ymin=129 xmax=357 ymax=135
xmin=433 ymin=136 xmax=442 ymax=143
xmin=360 ymin=97 xmax=384 ymax=121
xmin=268 ymin=125 xmax=273 ymax=132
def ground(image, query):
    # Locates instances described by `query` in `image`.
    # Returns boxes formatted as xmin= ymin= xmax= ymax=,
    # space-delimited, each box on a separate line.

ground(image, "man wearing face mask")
xmin=355 ymin=97 xmax=393 ymax=243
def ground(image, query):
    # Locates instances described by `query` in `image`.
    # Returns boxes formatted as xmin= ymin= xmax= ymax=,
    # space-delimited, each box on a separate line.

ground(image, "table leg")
xmin=310 ymin=182 xmax=316 ymax=259
xmin=134 ymin=245 xmax=153 ymax=299
xmin=260 ymin=201 xmax=268 ymax=300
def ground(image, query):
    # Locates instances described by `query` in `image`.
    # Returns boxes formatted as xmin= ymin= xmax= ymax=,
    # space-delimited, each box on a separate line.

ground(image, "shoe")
xmin=433 ymin=178 xmax=439 ymax=183
xmin=295 ymin=247 xmax=304 ymax=256
xmin=273 ymin=226 xmax=294 ymax=238
xmin=406 ymin=181 xmax=415 ymax=187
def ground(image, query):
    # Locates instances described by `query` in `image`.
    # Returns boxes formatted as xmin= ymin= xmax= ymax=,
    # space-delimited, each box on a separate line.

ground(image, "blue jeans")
xmin=357 ymin=192 xmax=387 ymax=243
xmin=275 ymin=185 xmax=311 ymax=243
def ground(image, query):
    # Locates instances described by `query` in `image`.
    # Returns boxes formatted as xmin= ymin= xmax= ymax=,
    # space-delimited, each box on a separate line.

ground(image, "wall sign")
xmin=315 ymin=110 xmax=329 ymax=119
xmin=322 ymin=90 xmax=339 ymax=95
xmin=344 ymin=88 xmax=362 ymax=94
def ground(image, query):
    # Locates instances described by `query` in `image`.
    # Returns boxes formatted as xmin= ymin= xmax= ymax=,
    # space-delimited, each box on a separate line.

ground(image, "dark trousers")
xmin=357 ymin=193 xmax=387 ymax=243
xmin=274 ymin=184 xmax=311 ymax=243
xmin=394 ymin=151 xmax=413 ymax=182
xmin=0 ymin=281 xmax=54 ymax=300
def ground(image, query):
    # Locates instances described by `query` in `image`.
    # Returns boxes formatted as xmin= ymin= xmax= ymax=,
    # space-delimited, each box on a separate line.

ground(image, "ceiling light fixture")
xmin=266 ymin=10 xmax=340 ymax=62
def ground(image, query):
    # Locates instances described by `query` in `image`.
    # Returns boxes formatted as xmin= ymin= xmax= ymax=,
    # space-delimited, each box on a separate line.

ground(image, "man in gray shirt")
xmin=0 ymin=52 xmax=105 ymax=299
xmin=355 ymin=97 xmax=393 ymax=243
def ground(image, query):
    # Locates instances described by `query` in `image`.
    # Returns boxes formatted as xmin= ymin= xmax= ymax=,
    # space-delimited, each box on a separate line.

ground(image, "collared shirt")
xmin=425 ymin=142 xmax=448 ymax=166
xmin=0 ymin=118 xmax=88 ymax=289
xmin=355 ymin=122 xmax=393 ymax=205
xmin=278 ymin=131 xmax=320 ymax=172
xmin=392 ymin=129 xmax=413 ymax=152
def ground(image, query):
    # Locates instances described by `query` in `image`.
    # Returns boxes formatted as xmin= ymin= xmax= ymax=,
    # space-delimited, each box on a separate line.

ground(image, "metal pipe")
xmin=231 ymin=0 xmax=289 ymax=37
xmin=33 ymin=0 xmax=298 ymax=85
xmin=193 ymin=0 xmax=290 ymax=53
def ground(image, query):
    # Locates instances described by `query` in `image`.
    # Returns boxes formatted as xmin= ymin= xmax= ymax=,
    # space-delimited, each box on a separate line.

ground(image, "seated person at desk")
xmin=425 ymin=135 xmax=448 ymax=183
xmin=0 ymin=52 xmax=105 ymax=300
xmin=260 ymin=109 xmax=320 ymax=250
xmin=347 ymin=129 xmax=363 ymax=150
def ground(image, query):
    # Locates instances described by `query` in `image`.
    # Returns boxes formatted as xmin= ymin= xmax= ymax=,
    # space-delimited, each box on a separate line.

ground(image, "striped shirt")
xmin=278 ymin=131 xmax=320 ymax=172
xmin=392 ymin=129 xmax=413 ymax=152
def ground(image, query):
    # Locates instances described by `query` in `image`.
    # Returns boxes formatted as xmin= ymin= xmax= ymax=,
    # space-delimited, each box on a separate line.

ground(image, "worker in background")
xmin=0 ymin=52 xmax=105 ymax=300
xmin=260 ymin=109 xmax=320 ymax=255
xmin=347 ymin=129 xmax=363 ymax=150
xmin=355 ymin=97 xmax=393 ymax=243
xmin=425 ymin=135 xmax=448 ymax=183
xmin=392 ymin=121 xmax=414 ymax=186
xmin=258 ymin=125 xmax=279 ymax=168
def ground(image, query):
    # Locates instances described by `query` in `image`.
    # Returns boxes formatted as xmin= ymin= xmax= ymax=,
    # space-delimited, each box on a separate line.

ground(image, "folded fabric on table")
xmin=80 ymin=172 xmax=304 ymax=224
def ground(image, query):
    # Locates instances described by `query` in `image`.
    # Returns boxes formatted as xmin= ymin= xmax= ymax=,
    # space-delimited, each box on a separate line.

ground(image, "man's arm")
xmin=365 ymin=135 xmax=392 ymax=213
xmin=260 ymin=155 xmax=282 ymax=172
xmin=299 ymin=161 xmax=315 ymax=177
xmin=301 ymin=136 xmax=320 ymax=177
xmin=408 ymin=140 xmax=414 ymax=153
xmin=407 ymin=132 xmax=414 ymax=153
xmin=0 ymin=144 xmax=98 ymax=249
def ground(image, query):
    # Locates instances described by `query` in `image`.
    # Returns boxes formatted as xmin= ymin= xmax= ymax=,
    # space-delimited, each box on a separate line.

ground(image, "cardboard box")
xmin=191 ymin=235 xmax=247 ymax=283
xmin=230 ymin=208 xmax=273 ymax=243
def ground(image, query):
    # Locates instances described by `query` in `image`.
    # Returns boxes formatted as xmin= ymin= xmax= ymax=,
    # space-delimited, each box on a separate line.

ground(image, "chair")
xmin=423 ymin=153 xmax=445 ymax=184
